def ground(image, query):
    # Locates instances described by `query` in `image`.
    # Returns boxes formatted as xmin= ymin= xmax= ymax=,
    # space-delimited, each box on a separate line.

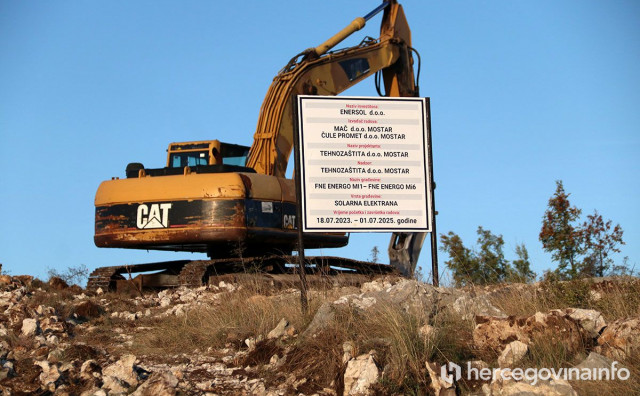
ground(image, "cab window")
xmin=220 ymin=144 xmax=249 ymax=166
xmin=170 ymin=151 xmax=209 ymax=168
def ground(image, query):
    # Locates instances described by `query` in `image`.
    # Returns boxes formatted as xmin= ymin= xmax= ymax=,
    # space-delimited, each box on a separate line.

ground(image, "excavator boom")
xmin=246 ymin=0 xmax=417 ymax=178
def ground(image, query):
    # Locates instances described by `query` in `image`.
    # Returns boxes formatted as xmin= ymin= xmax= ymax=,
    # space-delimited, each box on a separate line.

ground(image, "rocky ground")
xmin=0 ymin=273 xmax=638 ymax=395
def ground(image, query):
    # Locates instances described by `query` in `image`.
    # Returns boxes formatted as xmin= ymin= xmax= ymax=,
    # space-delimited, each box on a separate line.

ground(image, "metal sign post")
xmin=292 ymin=95 xmax=309 ymax=314
xmin=426 ymin=98 xmax=438 ymax=286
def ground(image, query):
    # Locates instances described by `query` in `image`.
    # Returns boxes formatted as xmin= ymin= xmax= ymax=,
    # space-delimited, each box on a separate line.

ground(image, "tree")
xmin=47 ymin=264 xmax=89 ymax=286
xmin=476 ymin=226 xmax=509 ymax=284
xmin=440 ymin=231 xmax=481 ymax=286
xmin=440 ymin=228 xmax=535 ymax=286
xmin=509 ymin=243 xmax=536 ymax=282
xmin=581 ymin=210 xmax=625 ymax=277
xmin=539 ymin=181 xmax=583 ymax=279
xmin=369 ymin=246 xmax=380 ymax=264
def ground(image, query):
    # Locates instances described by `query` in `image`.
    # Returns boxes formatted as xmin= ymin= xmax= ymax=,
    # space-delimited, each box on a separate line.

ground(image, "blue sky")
xmin=0 ymin=1 xmax=638 ymax=282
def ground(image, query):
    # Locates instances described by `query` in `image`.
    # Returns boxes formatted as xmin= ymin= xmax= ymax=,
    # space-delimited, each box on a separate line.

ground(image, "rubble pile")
xmin=0 ymin=274 xmax=636 ymax=395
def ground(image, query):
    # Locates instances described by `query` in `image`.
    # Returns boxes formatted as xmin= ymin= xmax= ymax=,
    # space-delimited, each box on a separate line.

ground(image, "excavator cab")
xmin=166 ymin=140 xmax=250 ymax=168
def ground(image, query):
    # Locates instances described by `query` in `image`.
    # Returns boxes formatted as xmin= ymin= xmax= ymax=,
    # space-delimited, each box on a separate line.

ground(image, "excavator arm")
xmin=246 ymin=0 xmax=428 ymax=278
xmin=246 ymin=0 xmax=417 ymax=177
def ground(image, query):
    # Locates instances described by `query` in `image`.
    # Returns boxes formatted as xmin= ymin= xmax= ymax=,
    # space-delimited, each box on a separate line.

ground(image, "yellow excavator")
xmin=90 ymin=0 xmax=426 ymax=290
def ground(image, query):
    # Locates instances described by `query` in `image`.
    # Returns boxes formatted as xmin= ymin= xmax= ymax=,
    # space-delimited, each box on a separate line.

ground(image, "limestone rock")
xmin=563 ymin=308 xmax=606 ymax=338
xmin=497 ymin=340 xmax=529 ymax=367
xmin=473 ymin=311 xmax=589 ymax=357
xmin=159 ymin=297 xmax=172 ymax=308
xmin=342 ymin=341 xmax=355 ymax=364
xmin=21 ymin=318 xmax=40 ymax=336
xmin=35 ymin=360 xmax=61 ymax=388
xmin=596 ymin=316 xmax=640 ymax=360
xmin=304 ymin=301 xmax=335 ymax=336
xmin=452 ymin=293 xmax=506 ymax=321
xmin=334 ymin=295 xmax=378 ymax=311
xmin=132 ymin=371 xmax=178 ymax=396
xmin=343 ymin=351 xmax=379 ymax=395
xmin=267 ymin=318 xmax=294 ymax=339
xmin=425 ymin=361 xmax=456 ymax=396
xmin=40 ymin=316 xmax=66 ymax=335
xmin=575 ymin=352 xmax=614 ymax=371
xmin=80 ymin=360 xmax=102 ymax=380
xmin=102 ymin=354 xmax=140 ymax=393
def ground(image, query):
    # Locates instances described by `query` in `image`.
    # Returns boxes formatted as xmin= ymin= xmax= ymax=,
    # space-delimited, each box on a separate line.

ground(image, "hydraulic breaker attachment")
xmin=388 ymin=232 xmax=426 ymax=277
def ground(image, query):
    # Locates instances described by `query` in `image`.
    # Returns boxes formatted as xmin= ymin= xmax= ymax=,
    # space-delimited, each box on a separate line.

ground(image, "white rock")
xmin=588 ymin=289 xmax=602 ymax=301
xmin=353 ymin=297 xmax=377 ymax=310
xmin=131 ymin=371 xmax=178 ymax=396
xmin=425 ymin=361 xmax=457 ymax=396
xmin=564 ymin=308 xmax=606 ymax=338
xmin=102 ymin=354 xmax=139 ymax=393
xmin=121 ymin=312 xmax=137 ymax=321
xmin=21 ymin=318 xmax=40 ymax=336
xmin=498 ymin=340 xmax=529 ymax=367
xmin=34 ymin=335 xmax=47 ymax=347
xmin=245 ymin=337 xmax=257 ymax=351
xmin=452 ymin=294 xmax=505 ymax=321
xmin=267 ymin=318 xmax=290 ymax=339
xmin=269 ymin=354 xmax=284 ymax=368
xmin=533 ymin=312 xmax=547 ymax=323
xmin=343 ymin=352 xmax=379 ymax=395
xmin=35 ymin=360 xmax=61 ymax=387
xmin=172 ymin=305 xmax=186 ymax=316
xmin=361 ymin=281 xmax=384 ymax=293
xmin=575 ymin=352 xmax=615 ymax=371
xmin=219 ymin=281 xmax=236 ymax=292
xmin=80 ymin=359 xmax=101 ymax=379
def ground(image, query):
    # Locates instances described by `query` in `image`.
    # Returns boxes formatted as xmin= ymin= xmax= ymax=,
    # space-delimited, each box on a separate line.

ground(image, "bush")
xmin=46 ymin=264 xmax=89 ymax=287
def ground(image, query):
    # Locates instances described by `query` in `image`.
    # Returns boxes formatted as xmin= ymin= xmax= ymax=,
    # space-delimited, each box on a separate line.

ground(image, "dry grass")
xmin=128 ymin=285 xmax=326 ymax=356
xmin=81 ymin=275 xmax=639 ymax=394
xmin=489 ymin=277 xmax=640 ymax=321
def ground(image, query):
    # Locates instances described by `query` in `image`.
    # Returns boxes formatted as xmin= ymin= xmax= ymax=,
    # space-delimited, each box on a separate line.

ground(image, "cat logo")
xmin=283 ymin=214 xmax=296 ymax=229
xmin=136 ymin=203 xmax=173 ymax=229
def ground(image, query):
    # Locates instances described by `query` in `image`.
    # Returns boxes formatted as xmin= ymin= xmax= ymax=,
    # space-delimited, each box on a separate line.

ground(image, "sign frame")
xmin=296 ymin=95 xmax=433 ymax=233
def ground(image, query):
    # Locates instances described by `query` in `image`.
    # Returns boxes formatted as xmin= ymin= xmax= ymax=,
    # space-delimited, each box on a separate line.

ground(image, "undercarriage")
xmin=87 ymin=255 xmax=399 ymax=292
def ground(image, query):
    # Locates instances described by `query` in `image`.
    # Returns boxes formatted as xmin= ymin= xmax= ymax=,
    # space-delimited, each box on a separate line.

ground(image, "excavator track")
xmin=87 ymin=255 xmax=398 ymax=291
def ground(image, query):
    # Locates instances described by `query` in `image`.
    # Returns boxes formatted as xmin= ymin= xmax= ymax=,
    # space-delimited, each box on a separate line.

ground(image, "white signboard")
xmin=297 ymin=95 xmax=432 ymax=232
